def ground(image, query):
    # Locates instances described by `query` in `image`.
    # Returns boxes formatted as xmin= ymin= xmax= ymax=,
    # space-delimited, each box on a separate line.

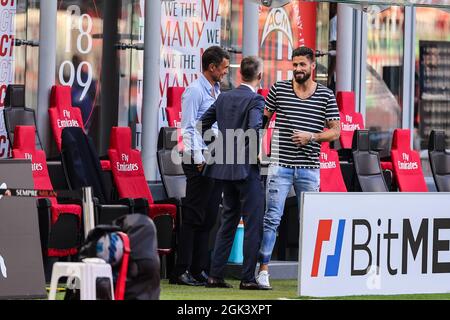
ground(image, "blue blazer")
xmin=198 ymin=85 xmax=265 ymax=181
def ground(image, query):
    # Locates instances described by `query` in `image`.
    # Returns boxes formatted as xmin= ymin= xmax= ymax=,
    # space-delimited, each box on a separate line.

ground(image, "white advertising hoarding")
xmin=299 ymin=192 xmax=450 ymax=297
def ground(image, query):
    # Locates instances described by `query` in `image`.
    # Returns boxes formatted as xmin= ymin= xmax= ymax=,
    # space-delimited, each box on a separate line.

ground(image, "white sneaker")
xmin=256 ymin=270 xmax=272 ymax=290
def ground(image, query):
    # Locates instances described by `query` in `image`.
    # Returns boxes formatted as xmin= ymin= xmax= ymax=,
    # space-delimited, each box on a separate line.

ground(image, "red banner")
xmin=259 ymin=1 xmax=317 ymax=87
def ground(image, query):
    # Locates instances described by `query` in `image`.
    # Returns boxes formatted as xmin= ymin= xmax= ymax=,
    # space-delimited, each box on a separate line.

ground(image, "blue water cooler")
xmin=228 ymin=220 xmax=244 ymax=264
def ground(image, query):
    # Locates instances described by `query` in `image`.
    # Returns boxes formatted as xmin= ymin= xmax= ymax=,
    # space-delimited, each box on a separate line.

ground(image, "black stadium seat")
xmin=352 ymin=130 xmax=388 ymax=192
xmin=108 ymin=126 xmax=177 ymax=256
xmin=428 ymin=130 xmax=450 ymax=192
xmin=3 ymin=84 xmax=43 ymax=151
xmin=60 ymin=127 xmax=130 ymax=225
xmin=12 ymin=125 xmax=81 ymax=280
xmin=157 ymin=127 xmax=186 ymax=202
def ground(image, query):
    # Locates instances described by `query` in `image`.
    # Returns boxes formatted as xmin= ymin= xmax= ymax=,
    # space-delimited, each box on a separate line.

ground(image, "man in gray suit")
xmin=198 ymin=56 xmax=268 ymax=290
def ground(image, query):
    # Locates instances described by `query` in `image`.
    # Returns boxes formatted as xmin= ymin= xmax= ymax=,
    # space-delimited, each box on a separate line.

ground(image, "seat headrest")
xmin=166 ymin=87 xmax=185 ymax=109
xmin=321 ymin=141 xmax=330 ymax=152
xmin=392 ymin=129 xmax=411 ymax=151
xmin=13 ymin=125 xmax=36 ymax=151
xmin=336 ymin=91 xmax=355 ymax=114
xmin=50 ymin=85 xmax=72 ymax=108
xmin=158 ymin=127 xmax=179 ymax=150
xmin=429 ymin=130 xmax=446 ymax=152
xmin=166 ymin=107 xmax=181 ymax=128
xmin=110 ymin=126 xmax=132 ymax=152
xmin=4 ymin=84 xmax=25 ymax=108
xmin=352 ymin=130 xmax=370 ymax=152
xmin=257 ymin=88 xmax=269 ymax=99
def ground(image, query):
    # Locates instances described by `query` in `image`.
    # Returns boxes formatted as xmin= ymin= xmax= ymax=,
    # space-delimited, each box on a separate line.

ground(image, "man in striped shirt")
xmin=256 ymin=46 xmax=341 ymax=289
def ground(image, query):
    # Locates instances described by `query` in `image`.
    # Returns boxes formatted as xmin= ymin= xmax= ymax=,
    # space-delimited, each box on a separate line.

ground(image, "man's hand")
xmin=196 ymin=162 xmax=205 ymax=172
xmin=292 ymin=130 xmax=313 ymax=147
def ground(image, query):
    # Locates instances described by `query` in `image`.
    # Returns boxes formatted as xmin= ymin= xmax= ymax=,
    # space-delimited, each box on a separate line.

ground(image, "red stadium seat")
xmin=165 ymin=108 xmax=182 ymax=128
xmin=390 ymin=129 xmax=428 ymax=192
xmin=49 ymin=85 xmax=110 ymax=170
xmin=257 ymin=88 xmax=276 ymax=157
xmin=12 ymin=125 xmax=81 ymax=257
xmin=166 ymin=87 xmax=185 ymax=153
xmin=380 ymin=160 xmax=393 ymax=172
xmin=262 ymin=113 xmax=276 ymax=157
xmin=48 ymin=85 xmax=85 ymax=151
xmin=257 ymin=88 xmax=269 ymax=99
xmin=319 ymin=141 xmax=347 ymax=192
xmin=108 ymin=126 xmax=177 ymax=254
xmin=166 ymin=87 xmax=184 ymax=127
xmin=336 ymin=91 xmax=364 ymax=149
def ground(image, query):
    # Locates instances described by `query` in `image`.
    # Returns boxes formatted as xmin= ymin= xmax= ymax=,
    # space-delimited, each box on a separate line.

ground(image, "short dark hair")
xmin=202 ymin=46 xmax=230 ymax=71
xmin=240 ymin=56 xmax=263 ymax=82
xmin=292 ymin=46 xmax=315 ymax=62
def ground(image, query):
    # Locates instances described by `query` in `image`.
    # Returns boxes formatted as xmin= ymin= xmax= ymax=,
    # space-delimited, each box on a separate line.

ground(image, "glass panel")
xmin=365 ymin=6 xmax=403 ymax=156
xmin=13 ymin=1 xmax=26 ymax=87
xmin=56 ymin=0 xmax=104 ymax=132
xmin=221 ymin=0 xmax=242 ymax=90
xmin=159 ymin=0 xmax=224 ymax=115
xmin=24 ymin=0 xmax=40 ymax=109
xmin=0 ymin=0 xmax=19 ymax=108
xmin=222 ymin=1 xmax=332 ymax=90
xmin=315 ymin=1 xmax=332 ymax=89
xmin=415 ymin=8 xmax=450 ymax=151
xmin=117 ymin=0 xmax=133 ymax=128
xmin=258 ymin=1 xmax=318 ymax=89
xmin=0 ymin=0 xmax=18 ymax=158
xmin=123 ymin=0 xmax=145 ymax=148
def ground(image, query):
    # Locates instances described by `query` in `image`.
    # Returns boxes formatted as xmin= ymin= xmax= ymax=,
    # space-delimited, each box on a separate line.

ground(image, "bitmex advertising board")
xmin=0 ymin=159 xmax=46 ymax=299
xmin=299 ymin=192 xmax=450 ymax=297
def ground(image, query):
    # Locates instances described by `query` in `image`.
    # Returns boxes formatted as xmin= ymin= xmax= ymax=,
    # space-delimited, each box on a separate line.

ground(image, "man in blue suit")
xmin=198 ymin=56 xmax=269 ymax=290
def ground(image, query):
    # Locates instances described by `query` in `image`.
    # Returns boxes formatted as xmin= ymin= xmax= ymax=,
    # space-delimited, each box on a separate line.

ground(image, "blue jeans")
xmin=259 ymin=165 xmax=320 ymax=265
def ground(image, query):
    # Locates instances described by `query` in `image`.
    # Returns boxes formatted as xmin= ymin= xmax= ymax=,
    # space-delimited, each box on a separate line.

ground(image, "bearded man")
xmin=256 ymin=46 xmax=341 ymax=289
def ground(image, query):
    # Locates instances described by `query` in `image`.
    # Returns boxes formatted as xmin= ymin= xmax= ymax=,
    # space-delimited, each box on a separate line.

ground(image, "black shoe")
xmin=192 ymin=271 xmax=208 ymax=284
xmin=239 ymin=281 xmax=272 ymax=290
xmin=205 ymin=277 xmax=233 ymax=288
xmin=169 ymin=271 xmax=204 ymax=286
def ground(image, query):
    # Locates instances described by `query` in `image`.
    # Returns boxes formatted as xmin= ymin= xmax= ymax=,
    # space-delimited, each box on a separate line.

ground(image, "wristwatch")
xmin=309 ymin=132 xmax=316 ymax=143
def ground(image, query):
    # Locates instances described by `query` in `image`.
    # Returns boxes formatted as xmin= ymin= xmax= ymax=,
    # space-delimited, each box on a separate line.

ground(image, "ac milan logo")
xmin=260 ymin=8 xmax=293 ymax=48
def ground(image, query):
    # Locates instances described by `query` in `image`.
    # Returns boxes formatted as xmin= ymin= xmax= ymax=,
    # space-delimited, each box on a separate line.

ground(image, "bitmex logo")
xmin=310 ymin=218 xmax=450 ymax=278
xmin=311 ymin=219 xmax=346 ymax=277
